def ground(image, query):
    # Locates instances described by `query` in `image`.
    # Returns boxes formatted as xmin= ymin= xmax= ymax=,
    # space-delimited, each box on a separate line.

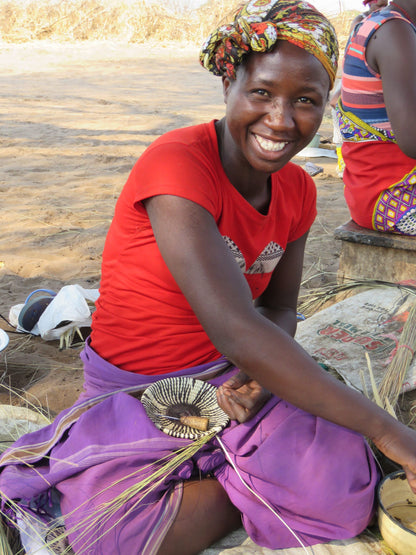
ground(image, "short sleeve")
xmin=126 ymin=136 xmax=221 ymax=219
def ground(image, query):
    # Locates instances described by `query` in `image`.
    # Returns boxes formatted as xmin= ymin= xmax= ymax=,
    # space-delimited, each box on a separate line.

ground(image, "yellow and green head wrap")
xmin=200 ymin=0 xmax=339 ymax=88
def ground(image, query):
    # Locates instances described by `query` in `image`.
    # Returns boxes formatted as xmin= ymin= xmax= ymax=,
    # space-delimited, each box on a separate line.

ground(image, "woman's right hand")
xmin=372 ymin=421 xmax=416 ymax=492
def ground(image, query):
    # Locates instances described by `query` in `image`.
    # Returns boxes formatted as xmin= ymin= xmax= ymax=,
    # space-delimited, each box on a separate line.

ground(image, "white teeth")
xmin=255 ymin=134 xmax=287 ymax=152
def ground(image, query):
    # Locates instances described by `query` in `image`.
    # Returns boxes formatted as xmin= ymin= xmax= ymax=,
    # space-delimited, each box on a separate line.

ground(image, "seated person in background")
xmin=329 ymin=1 xmax=388 ymax=178
xmin=2 ymin=2 xmax=416 ymax=555
xmin=337 ymin=0 xmax=416 ymax=234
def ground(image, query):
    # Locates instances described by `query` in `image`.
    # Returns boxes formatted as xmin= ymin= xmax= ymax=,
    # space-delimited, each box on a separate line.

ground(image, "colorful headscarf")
xmin=200 ymin=0 xmax=339 ymax=87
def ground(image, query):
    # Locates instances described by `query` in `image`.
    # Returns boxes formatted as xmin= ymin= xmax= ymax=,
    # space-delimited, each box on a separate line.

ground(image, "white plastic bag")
xmin=10 ymin=284 xmax=99 ymax=341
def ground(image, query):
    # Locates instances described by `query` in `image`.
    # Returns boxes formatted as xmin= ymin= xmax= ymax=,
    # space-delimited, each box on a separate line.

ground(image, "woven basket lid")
xmin=141 ymin=377 xmax=229 ymax=439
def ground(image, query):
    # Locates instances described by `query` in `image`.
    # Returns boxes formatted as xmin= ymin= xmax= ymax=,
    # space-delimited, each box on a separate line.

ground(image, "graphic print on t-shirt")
xmin=223 ymin=236 xmax=284 ymax=275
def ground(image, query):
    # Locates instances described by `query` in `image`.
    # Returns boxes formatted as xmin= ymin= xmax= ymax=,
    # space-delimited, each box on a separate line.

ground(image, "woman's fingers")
xmin=217 ymin=383 xmax=271 ymax=422
xmin=217 ymin=387 xmax=250 ymax=421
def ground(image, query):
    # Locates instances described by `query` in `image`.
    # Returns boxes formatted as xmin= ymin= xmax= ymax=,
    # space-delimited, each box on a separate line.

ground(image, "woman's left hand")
xmin=217 ymin=371 xmax=271 ymax=423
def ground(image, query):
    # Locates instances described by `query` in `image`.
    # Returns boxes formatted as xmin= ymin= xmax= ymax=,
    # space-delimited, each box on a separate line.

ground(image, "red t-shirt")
xmin=91 ymin=121 xmax=317 ymax=374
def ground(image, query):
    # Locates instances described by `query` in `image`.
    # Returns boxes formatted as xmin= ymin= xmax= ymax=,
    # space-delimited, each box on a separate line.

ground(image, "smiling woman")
xmin=2 ymin=2 xmax=416 ymax=555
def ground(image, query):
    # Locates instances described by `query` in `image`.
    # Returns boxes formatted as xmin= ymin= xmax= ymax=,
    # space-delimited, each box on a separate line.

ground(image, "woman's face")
xmin=369 ymin=0 xmax=388 ymax=9
xmin=222 ymin=40 xmax=330 ymax=176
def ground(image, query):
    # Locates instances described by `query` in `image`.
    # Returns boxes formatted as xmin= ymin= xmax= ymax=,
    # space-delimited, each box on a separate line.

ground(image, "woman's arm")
xmin=220 ymin=233 xmax=308 ymax=421
xmin=144 ymin=193 xmax=416 ymax=490
xmin=367 ymin=18 xmax=416 ymax=158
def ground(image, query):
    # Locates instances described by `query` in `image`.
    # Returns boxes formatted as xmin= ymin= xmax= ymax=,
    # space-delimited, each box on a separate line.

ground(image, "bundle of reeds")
xmin=378 ymin=302 xmax=416 ymax=412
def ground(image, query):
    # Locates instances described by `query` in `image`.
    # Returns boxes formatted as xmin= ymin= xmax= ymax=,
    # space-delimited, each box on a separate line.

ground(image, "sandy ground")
xmin=0 ymin=40 xmax=349 ymax=416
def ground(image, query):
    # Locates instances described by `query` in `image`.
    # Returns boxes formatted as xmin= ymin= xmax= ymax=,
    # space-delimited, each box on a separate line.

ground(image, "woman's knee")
xmin=157 ymin=478 xmax=241 ymax=555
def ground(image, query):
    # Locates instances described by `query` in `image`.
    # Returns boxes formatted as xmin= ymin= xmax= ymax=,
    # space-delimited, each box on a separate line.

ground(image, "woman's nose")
xmin=264 ymin=101 xmax=294 ymax=130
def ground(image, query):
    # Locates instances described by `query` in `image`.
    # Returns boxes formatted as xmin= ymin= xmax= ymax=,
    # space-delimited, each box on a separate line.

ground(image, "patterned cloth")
xmin=337 ymin=97 xmax=395 ymax=144
xmin=373 ymin=173 xmax=416 ymax=234
xmin=199 ymin=0 xmax=338 ymax=87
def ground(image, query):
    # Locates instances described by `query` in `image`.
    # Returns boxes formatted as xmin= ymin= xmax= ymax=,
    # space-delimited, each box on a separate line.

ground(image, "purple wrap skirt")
xmin=0 ymin=340 xmax=379 ymax=554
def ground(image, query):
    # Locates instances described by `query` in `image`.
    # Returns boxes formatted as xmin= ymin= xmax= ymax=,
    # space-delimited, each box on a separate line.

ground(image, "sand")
xmin=0 ymin=39 xmax=349 ymax=416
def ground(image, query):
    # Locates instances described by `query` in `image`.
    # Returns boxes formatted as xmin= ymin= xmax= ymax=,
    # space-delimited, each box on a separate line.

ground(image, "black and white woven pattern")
xmin=141 ymin=377 xmax=229 ymax=439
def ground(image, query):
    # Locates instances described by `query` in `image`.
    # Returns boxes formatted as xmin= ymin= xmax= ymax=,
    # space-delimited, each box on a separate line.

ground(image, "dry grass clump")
xmin=0 ymin=517 xmax=21 ymax=555
xmin=0 ymin=0 xmax=239 ymax=44
xmin=0 ymin=0 xmax=184 ymax=42
xmin=0 ymin=0 xmax=353 ymax=46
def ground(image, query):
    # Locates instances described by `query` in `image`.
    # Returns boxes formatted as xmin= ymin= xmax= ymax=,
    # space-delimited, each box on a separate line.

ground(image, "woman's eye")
xmin=297 ymin=96 xmax=314 ymax=104
xmin=251 ymin=89 xmax=270 ymax=97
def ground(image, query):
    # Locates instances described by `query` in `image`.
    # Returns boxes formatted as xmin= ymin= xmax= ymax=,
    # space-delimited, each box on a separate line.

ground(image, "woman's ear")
xmin=222 ymin=75 xmax=233 ymax=104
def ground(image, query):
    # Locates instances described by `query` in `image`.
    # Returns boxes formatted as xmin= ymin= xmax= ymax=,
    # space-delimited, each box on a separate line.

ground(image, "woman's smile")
xmin=254 ymin=133 xmax=288 ymax=153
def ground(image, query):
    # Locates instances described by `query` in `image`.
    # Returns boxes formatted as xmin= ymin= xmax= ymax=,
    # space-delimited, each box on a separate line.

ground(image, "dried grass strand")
xmin=364 ymin=352 xmax=398 ymax=417
xmin=0 ymin=494 xmax=51 ymax=554
xmin=0 ymin=518 xmax=14 ymax=555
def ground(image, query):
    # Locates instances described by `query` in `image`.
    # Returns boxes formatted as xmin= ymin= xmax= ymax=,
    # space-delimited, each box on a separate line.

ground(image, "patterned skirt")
xmin=337 ymin=101 xmax=416 ymax=235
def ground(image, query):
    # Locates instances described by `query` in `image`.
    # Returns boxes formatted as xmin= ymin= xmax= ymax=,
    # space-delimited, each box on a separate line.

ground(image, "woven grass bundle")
xmin=378 ymin=302 xmax=416 ymax=412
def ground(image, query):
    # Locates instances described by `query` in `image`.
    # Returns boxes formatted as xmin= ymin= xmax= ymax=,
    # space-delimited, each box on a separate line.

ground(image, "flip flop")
xmin=18 ymin=289 xmax=56 ymax=333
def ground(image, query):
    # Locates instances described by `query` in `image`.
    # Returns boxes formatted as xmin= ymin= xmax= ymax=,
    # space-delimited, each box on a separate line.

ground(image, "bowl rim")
xmin=377 ymin=469 xmax=416 ymax=537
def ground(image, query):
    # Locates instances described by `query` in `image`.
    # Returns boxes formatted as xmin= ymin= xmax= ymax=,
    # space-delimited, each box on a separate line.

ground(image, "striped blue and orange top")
xmin=341 ymin=6 xmax=409 ymax=135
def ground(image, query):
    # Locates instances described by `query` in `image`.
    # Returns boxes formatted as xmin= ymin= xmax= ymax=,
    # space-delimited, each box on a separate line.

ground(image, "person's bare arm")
xmin=367 ymin=18 xmax=416 ymax=158
xmin=145 ymin=194 xmax=416 ymax=490
xmin=218 ymin=233 xmax=308 ymax=421
xmin=328 ymin=79 xmax=342 ymax=110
